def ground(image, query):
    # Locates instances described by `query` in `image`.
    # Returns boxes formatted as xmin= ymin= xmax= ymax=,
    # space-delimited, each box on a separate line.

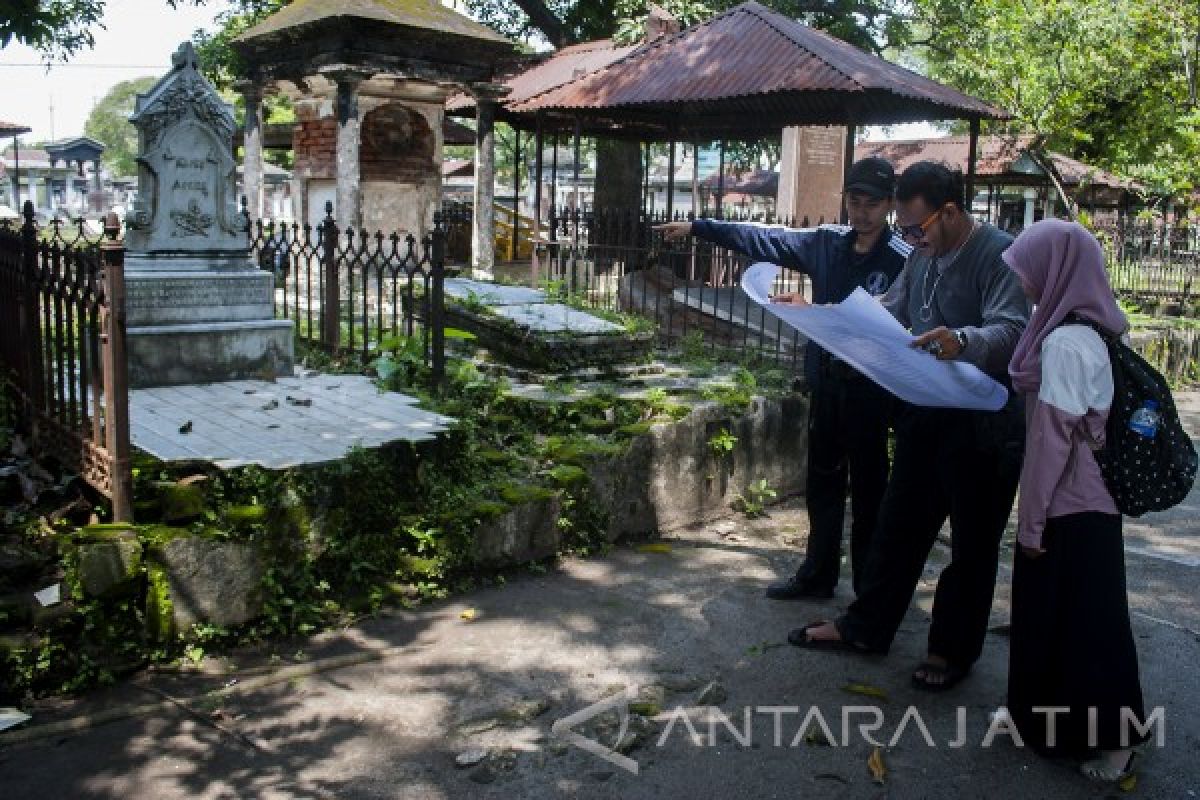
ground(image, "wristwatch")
xmin=954 ymin=329 xmax=969 ymax=353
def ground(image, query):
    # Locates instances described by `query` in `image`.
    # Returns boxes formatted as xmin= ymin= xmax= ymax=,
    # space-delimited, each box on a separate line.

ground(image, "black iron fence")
xmin=1094 ymin=222 xmax=1199 ymax=302
xmin=0 ymin=204 xmax=132 ymax=520
xmin=246 ymin=202 xmax=447 ymax=389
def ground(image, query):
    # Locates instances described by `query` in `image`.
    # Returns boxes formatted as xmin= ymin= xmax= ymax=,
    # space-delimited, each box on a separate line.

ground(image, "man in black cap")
xmin=655 ymin=156 xmax=909 ymax=600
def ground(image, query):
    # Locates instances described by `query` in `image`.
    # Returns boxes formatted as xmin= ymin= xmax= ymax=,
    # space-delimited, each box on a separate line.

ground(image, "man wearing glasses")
xmin=655 ymin=157 xmax=909 ymax=603
xmin=795 ymin=161 xmax=1029 ymax=693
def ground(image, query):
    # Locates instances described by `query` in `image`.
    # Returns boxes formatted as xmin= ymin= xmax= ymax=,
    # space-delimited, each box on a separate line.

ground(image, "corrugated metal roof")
xmin=0 ymin=120 xmax=32 ymax=136
xmin=509 ymin=1 xmax=1007 ymax=127
xmin=857 ymin=136 xmax=1139 ymax=191
xmin=447 ymin=39 xmax=637 ymax=114
xmin=236 ymin=0 xmax=511 ymax=45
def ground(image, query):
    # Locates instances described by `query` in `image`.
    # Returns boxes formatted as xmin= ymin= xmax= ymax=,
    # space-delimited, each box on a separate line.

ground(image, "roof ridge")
xmin=738 ymin=1 xmax=865 ymax=92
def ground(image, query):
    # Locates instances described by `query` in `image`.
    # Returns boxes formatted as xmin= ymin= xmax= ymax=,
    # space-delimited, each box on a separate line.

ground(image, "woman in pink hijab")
xmin=1003 ymin=219 xmax=1148 ymax=783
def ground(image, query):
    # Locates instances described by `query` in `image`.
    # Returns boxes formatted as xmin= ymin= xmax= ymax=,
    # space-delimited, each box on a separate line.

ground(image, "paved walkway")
xmin=130 ymin=373 xmax=453 ymax=469
xmin=2 ymin=397 xmax=1197 ymax=799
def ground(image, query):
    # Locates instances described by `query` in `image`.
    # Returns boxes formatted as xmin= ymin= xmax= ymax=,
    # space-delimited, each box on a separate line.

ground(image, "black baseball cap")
xmin=843 ymin=156 xmax=896 ymax=199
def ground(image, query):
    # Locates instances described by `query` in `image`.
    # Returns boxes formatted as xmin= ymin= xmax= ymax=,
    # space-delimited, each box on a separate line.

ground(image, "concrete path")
xmin=3 ymin=397 xmax=1198 ymax=799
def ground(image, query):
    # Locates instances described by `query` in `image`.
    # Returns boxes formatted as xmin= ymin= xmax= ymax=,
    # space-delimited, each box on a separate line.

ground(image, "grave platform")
xmin=129 ymin=371 xmax=454 ymax=469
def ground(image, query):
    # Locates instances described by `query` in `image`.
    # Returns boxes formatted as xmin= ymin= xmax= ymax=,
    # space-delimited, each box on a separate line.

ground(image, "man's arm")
xmin=656 ymin=219 xmax=821 ymax=274
xmin=956 ymin=261 xmax=1029 ymax=375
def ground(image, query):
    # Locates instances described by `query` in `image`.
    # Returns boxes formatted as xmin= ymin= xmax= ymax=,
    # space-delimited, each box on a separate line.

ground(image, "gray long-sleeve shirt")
xmin=880 ymin=222 xmax=1030 ymax=378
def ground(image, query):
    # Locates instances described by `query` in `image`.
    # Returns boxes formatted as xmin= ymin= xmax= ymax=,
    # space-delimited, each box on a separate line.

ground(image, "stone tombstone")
xmin=122 ymin=42 xmax=293 ymax=387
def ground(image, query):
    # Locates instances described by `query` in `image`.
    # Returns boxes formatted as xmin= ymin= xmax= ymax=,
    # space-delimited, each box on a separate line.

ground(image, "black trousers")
xmin=1008 ymin=512 xmax=1147 ymax=756
xmin=795 ymin=373 xmax=892 ymax=594
xmin=837 ymin=398 xmax=1023 ymax=669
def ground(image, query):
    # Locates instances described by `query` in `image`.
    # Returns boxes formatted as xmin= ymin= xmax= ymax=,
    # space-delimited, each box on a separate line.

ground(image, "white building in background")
xmin=1 ymin=147 xmax=94 ymax=217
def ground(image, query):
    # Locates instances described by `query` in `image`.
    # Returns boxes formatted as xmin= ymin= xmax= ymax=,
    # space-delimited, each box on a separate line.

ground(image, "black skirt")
xmin=1007 ymin=511 xmax=1148 ymax=756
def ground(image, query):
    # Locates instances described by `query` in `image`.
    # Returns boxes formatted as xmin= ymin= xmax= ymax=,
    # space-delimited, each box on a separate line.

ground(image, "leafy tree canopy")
xmin=83 ymin=75 xmax=158 ymax=176
xmin=0 ymin=0 xmax=204 ymax=60
xmin=917 ymin=0 xmax=1200 ymax=199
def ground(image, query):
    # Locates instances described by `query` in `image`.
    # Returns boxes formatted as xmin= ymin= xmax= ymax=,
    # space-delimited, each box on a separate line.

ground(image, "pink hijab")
xmin=1004 ymin=219 xmax=1128 ymax=395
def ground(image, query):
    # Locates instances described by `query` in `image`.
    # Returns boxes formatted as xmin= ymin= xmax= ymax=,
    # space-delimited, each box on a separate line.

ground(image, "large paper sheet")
xmin=742 ymin=263 xmax=1009 ymax=411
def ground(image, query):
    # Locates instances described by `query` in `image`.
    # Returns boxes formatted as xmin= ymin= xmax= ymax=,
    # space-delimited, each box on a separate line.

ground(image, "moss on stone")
xmin=139 ymin=525 xmax=194 ymax=551
xmin=617 ymin=421 xmax=655 ymax=437
xmin=499 ymin=483 xmax=556 ymax=505
xmin=478 ymin=448 xmax=513 ymax=466
xmin=224 ymin=505 xmax=269 ymax=526
xmin=144 ymin=563 xmax=174 ymax=642
xmin=157 ymin=481 xmax=207 ymax=523
xmin=580 ymin=417 xmax=615 ymax=434
xmin=397 ymin=554 xmax=440 ymax=577
xmin=546 ymin=465 xmax=588 ymax=487
xmin=75 ymin=523 xmax=138 ymax=542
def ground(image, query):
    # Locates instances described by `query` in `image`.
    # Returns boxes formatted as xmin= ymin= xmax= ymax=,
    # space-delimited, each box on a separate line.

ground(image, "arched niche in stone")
xmin=359 ymin=102 xmax=441 ymax=241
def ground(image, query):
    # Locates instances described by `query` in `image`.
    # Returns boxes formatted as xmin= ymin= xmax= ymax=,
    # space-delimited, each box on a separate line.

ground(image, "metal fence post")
xmin=430 ymin=213 xmax=446 ymax=393
xmin=18 ymin=202 xmax=44 ymax=422
xmin=320 ymin=201 xmax=340 ymax=348
xmin=99 ymin=213 xmax=132 ymax=523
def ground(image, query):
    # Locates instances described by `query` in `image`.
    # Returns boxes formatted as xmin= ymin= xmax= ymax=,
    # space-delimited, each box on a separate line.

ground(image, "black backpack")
xmin=1064 ymin=313 xmax=1197 ymax=517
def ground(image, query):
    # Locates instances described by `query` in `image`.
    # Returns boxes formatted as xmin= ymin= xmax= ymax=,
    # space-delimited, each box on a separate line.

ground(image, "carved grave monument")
xmin=124 ymin=42 xmax=293 ymax=387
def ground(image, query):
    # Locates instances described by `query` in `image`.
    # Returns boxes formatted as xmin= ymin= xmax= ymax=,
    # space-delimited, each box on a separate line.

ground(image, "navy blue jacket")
xmin=690 ymin=219 xmax=911 ymax=386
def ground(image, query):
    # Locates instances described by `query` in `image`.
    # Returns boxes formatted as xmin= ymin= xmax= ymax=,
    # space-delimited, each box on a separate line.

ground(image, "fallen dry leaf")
xmin=1119 ymin=772 xmax=1137 ymax=792
xmin=867 ymin=746 xmax=887 ymax=785
xmin=460 ymin=608 xmax=478 ymax=621
xmin=803 ymin=720 xmax=831 ymax=746
xmin=636 ymin=543 xmax=672 ymax=554
xmin=842 ymin=682 xmax=888 ymax=702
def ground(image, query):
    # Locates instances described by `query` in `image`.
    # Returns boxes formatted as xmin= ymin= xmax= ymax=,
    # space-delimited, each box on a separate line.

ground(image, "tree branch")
xmin=512 ymin=0 xmax=571 ymax=46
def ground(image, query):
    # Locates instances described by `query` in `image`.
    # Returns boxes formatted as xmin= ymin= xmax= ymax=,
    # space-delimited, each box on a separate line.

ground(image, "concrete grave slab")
xmin=129 ymin=372 xmax=454 ymax=469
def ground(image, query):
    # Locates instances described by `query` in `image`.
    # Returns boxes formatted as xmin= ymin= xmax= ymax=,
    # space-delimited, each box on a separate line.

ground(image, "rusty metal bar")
xmin=100 ymin=213 xmax=132 ymax=522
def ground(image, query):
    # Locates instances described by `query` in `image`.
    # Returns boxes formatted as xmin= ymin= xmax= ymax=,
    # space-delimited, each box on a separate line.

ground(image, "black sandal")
xmin=788 ymin=621 xmax=875 ymax=653
xmin=910 ymin=661 xmax=969 ymax=692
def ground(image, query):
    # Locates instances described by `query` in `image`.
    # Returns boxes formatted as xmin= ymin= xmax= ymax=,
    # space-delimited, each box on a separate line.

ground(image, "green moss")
xmin=617 ymin=421 xmax=655 ymax=437
xmin=662 ymin=403 xmax=693 ymax=421
xmin=478 ymin=448 xmax=513 ymax=466
xmin=145 ymin=563 xmax=174 ymax=642
xmin=397 ymin=554 xmax=441 ymax=577
xmin=469 ymin=500 xmax=512 ymax=520
xmin=580 ymin=417 xmax=615 ymax=433
xmin=75 ymin=523 xmax=138 ymax=542
xmin=546 ymin=464 xmax=588 ymax=487
xmin=224 ymin=505 xmax=269 ymax=526
xmin=540 ymin=434 xmax=625 ymax=464
xmin=499 ymin=484 xmax=556 ymax=505
xmin=139 ymin=525 xmax=193 ymax=549
xmin=157 ymin=481 xmax=206 ymax=523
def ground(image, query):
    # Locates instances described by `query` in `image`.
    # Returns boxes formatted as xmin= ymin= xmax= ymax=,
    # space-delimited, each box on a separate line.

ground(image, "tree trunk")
xmin=594 ymin=138 xmax=642 ymax=213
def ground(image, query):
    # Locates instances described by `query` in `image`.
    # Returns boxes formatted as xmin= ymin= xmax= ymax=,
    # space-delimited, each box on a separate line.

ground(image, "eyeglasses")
xmin=899 ymin=207 xmax=944 ymax=241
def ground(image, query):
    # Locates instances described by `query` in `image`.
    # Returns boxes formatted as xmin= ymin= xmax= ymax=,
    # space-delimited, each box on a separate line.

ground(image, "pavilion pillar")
xmin=471 ymin=86 xmax=505 ymax=273
xmin=330 ymin=71 xmax=366 ymax=231
xmin=532 ymin=115 xmax=544 ymax=286
xmin=666 ymin=138 xmax=676 ymax=219
xmin=840 ymin=123 xmax=856 ymax=224
xmin=716 ymin=139 xmax=726 ymax=219
xmin=966 ymin=117 xmax=980 ymax=216
xmin=238 ymin=81 xmax=266 ymax=220
xmin=10 ymin=136 xmax=20 ymax=209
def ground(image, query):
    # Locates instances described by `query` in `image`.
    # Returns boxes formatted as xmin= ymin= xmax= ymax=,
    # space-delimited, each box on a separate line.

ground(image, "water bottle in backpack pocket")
xmin=1128 ymin=400 xmax=1160 ymax=439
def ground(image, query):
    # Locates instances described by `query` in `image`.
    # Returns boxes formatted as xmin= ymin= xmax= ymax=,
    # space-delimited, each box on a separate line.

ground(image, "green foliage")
xmin=734 ymin=478 xmax=777 ymax=518
xmin=917 ymin=0 xmax=1200 ymax=201
xmin=707 ymin=427 xmax=738 ymax=459
xmin=83 ymin=76 xmax=158 ymax=177
xmin=0 ymin=0 xmax=105 ymax=59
